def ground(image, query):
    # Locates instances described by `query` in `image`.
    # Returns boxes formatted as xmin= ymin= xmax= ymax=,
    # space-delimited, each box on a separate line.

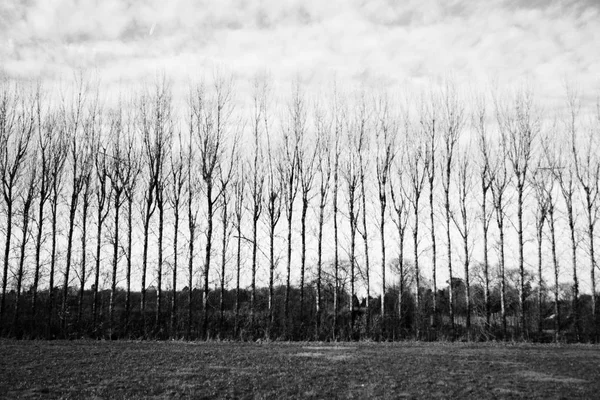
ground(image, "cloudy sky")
xmin=1 ymin=0 xmax=599 ymax=103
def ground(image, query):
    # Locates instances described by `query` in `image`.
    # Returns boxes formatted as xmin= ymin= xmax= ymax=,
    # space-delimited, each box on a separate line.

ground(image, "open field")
xmin=0 ymin=341 xmax=599 ymax=399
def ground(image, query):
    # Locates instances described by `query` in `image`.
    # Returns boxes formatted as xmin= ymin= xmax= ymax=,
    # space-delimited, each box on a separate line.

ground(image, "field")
xmin=0 ymin=341 xmax=598 ymax=399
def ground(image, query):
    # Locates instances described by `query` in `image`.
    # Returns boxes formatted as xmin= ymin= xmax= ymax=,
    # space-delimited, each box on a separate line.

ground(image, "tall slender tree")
xmin=497 ymin=87 xmax=538 ymax=337
xmin=375 ymin=94 xmax=396 ymax=330
xmin=0 ymin=83 xmax=34 ymax=325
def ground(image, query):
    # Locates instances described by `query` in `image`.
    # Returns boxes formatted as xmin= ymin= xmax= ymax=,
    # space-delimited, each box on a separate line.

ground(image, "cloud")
xmin=0 ymin=0 xmax=598 ymax=105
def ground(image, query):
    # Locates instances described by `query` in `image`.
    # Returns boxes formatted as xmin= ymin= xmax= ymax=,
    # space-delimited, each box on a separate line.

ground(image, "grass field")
xmin=0 ymin=340 xmax=598 ymax=399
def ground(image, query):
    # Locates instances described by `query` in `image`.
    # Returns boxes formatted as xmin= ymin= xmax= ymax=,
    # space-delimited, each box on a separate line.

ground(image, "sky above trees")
xmin=1 ymin=0 xmax=599 ymax=103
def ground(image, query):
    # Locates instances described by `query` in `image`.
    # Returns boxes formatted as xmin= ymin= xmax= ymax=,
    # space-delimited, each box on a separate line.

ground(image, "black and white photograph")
xmin=0 ymin=0 xmax=599 ymax=398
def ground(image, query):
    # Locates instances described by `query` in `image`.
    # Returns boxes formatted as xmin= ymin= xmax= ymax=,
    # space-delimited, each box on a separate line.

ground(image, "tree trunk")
xmin=110 ymin=192 xmax=121 ymax=339
xmin=549 ymin=207 xmax=560 ymax=341
xmin=125 ymin=195 xmax=133 ymax=335
xmin=77 ymin=194 xmax=90 ymax=325
xmin=517 ymin=184 xmax=526 ymax=338
xmin=300 ymin=197 xmax=308 ymax=320
xmin=1 ymin=199 xmax=12 ymax=323
xmin=567 ymin=205 xmax=579 ymax=339
xmin=92 ymin=206 xmax=103 ymax=329
xmin=219 ymin=197 xmax=227 ymax=336
xmin=14 ymin=195 xmax=33 ymax=330
xmin=482 ymin=189 xmax=490 ymax=327
xmin=156 ymin=201 xmax=164 ymax=331
xmin=202 ymin=183 xmax=213 ymax=339
xmin=62 ymin=194 xmax=78 ymax=331
xmin=171 ymin=204 xmax=179 ymax=337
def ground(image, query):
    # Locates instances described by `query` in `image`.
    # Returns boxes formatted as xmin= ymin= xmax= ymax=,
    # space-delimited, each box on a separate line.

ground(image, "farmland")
xmin=0 ymin=340 xmax=598 ymax=399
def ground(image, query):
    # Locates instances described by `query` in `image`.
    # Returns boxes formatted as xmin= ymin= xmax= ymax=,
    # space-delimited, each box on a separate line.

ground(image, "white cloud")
xmin=0 ymin=0 xmax=598 ymax=106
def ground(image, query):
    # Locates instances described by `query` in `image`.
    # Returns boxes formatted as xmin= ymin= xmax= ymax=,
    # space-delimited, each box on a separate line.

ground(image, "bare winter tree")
xmin=248 ymin=78 xmax=265 ymax=320
xmin=168 ymin=130 xmax=186 ymax=337
xmin=420 ymin=91 xmax=439 ymax=321
xmin=406 ymin=119 xmax=428 ymax=338
xmin=541 ymin=135 xmax=561 ymax=341
xmin=265 ymin=129 xmax=283 ymax=329
xmin=439 ymin=82 xmax=464 ymax=334
xmin=314 ymin=99 xmax=332 ymax=336
xmin=61 ymin=79 xmax=94 ymax=330
xmin=331 ymin=87 xmax=343 ymax=337
xmin=343 ymin=93 xmax=366 ymax=334
xmin=568 ymin=87 xmax=599 ymax=339
xmin=356 ymin=93 xmax=372 ymax=334
xmin=297 ymin=93 xmax=318 ymax=322
xmin=218 ymin=141 xmax=237 ymax=335
xmin=530 ymin=160 xmax=551 ymax=335
xmin=13 ymin=148 xmax=37 ymax=329
xmin=107 ymin=106 xmax=132 ymax=337
xmin=232 ymin=160 xmax=245 ymax=335
xmin=451 ymin=146 xmax=474 ymax=333
xmin=191 ymin=75 xmax=236 ymax=338
xmin=473 ymin=94 xmax=494 ymax=327
xmin=0 ymin=83 xmax=34 ymax=324
xmin=91 ymin=131 xmax=111 ymax=328
xmin=490 ymin=133 xmax=510 ymax=337
xmin=122 ymin=109 xmax=140 ymax=334
xmin=282 ymin=81 xmax=301 ymax=327
xmin=31 ymin=89 xmax=61 ymax=318
xmin=389 ymin=114 xmax=410 ymax=332
xmin=554 ymin=113 xmax=581 ymax=339
xmin=138 ymin=82 xmax=166 ymax=327
xmin=375 ymin=94 xmax=396 ymax=327
xmin=496 ymin=87 xmax=538 ymax=337
xmin=185 ymin=117 xmax=200 ymax=339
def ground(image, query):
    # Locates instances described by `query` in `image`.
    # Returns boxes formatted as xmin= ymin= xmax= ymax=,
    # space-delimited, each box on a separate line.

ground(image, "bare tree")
xmin=91 ymin=132 xmax=111 ymax=328
xmin=185 ymin=119 xmax=200 ymax=339
xmin=191 ymin=75 xmax=236 ymax=338
xmin=314 ymin=100 xmax=332 ymax=336
xmin=297 ymin=92 xmax=318 ymax=322
xmin=421 ymin=92 xmax=439 ymax=320
xmin=46 ymin=111 xmax=68 ymax=333
xmin=0 ymin=83 xmax=34 ymax=323
xmin=332 ymin=87 xmax=343 ymax=338
xmin=138 ymin=83 xmax=166 ymax=327
xmin=473 ymin=95 xmax=494 ymax=327
xmin=107 ymin=107 xmax=131 ymax=338
xmin=76 ymin=110 xmax=95 ymax=326
xmin=390 ymin=128 xmax=410 ymax=332
xmin=375 ymin=94 xmax=396 ymax=329
xmin=32 ymin=89 xmax=61 ymax=317
xmin=218 ymin=146 xmax=236 ymax=335
xmin=248 ymin=79 xmax=265 ymax=320
xmin=568 ymin=88 xmax=599 ymax=339
xmin=232 ymin=161 xmax=245 ymax=335
xmin=440 ymin=82 xmax=464 ymax=334
xmin=123 ymin=113 xmax=140 ymax=335
xmin=496 ymin=87 xmax=538 ymax=337
xmin=168 ymin=131 xmax=186 ymax=337
xmin=343 ymin=92 xmax=368 ymax=334
xmin=490 ymin=135 xmax=510 ymax=337
xmin=282 ymin=81 xmax=301 ymax=327
xmin=265 ymin=117 xmax=283 ymax=328
xmin=357 ymin=95 xmax=372 ymax=334
xmin=554 ymin=120 xmax=580 ymax=338
xmin=14 ymin=150 xmax=37 ymax=329
xmin=61 ymin=79 xmax=93 ymax=330
xmin=541 ymin=134 xmax=561 ymax=341
xmin=451 ymin=146 xmax=474 ymax=333
xmin=406 ymin=120 xmax=428 ymax=338
xmin=530 ymin=162 xmax=550 ymax=335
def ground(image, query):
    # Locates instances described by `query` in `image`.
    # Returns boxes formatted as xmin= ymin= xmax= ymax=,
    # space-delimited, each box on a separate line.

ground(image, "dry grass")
xmin=0 ymin=340 xmax=597 ymax=399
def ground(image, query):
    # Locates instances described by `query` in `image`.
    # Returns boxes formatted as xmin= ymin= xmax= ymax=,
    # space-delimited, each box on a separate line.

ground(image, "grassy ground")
xmin=0 ymin=340 xmax=598 ymax=399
